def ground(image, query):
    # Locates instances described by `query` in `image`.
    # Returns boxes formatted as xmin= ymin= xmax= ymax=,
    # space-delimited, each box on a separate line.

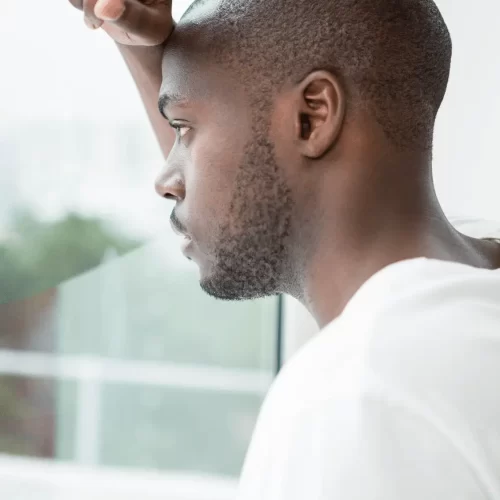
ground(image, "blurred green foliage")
xmin=0 ymin=209 xmax=277 ymax=477
xmin=0 ymin=209 xmax=140 ymax=304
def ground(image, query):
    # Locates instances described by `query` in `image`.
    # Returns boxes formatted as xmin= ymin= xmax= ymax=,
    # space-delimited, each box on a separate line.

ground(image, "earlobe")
xmin=296 ymin=71 xmax=346 ymax=159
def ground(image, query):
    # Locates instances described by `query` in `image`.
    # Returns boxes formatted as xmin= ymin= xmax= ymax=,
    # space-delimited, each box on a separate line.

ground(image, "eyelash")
xmin=170 ymin=123 xmax=190 ymax=139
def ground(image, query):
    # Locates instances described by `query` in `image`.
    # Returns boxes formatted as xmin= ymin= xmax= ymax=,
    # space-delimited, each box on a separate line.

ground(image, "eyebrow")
xmin=158 ymin=93 xmax=189 ymax=119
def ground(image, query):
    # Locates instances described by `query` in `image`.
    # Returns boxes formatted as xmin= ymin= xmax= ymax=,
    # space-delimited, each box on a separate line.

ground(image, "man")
xmin=70 ymin=0 xmax=500 ymax=498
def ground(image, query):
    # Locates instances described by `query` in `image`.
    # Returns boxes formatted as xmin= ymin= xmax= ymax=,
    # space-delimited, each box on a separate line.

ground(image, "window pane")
xmin=0 ymin=2 xmax=278 ymax=498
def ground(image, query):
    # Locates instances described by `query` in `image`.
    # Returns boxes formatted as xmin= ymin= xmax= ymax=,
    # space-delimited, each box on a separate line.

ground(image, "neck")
xmin=293 ymin=155 xmax=494 ymax=328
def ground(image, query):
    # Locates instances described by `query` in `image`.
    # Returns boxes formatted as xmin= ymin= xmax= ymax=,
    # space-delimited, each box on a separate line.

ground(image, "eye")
xmin=170 ymin=122 xmax=191 ymax=139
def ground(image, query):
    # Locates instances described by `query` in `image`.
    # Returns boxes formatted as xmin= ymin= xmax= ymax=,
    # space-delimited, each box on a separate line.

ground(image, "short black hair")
xmin=180 ymin=0 xmax=452 ymax=151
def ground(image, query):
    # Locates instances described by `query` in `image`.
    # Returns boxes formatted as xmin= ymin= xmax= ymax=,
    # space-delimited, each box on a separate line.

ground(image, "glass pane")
xmin=0 ymin=2 xmax=278 ymax=498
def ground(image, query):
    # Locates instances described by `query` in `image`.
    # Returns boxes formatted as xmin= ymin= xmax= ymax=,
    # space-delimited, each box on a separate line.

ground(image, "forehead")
xmin=160 ymin=28 xmax=239 ymax=112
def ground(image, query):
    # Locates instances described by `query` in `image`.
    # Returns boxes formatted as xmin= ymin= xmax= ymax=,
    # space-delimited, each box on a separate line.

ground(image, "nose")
xmin=154 ymin=162 xmax=185 ymax=202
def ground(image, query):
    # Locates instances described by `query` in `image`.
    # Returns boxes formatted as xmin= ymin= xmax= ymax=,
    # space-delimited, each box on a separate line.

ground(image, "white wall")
xmin=433 ymin=0 xmax=500 ymax=220
xmin=284 ymin=0 xmax=500 ymax=360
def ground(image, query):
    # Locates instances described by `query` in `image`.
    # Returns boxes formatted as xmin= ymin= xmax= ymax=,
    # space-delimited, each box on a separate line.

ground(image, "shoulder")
xmin=240 ymin=260 xmax=500 ymax=499
xmin=344 ymin=258 xmax=500 ymax=429
xmin=449 ymin=215 xmax=500 ymax=240
xmin=271 ymin=257 xmax=500 ymax=406
xmin=269 ymin=258 xmax=500 ymax=425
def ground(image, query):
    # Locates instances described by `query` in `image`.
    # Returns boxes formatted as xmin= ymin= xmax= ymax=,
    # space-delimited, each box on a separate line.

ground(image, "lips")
xmin=180 ymin=235 xmax=192 ymax=254
xmin=170 ymin=211 xmax=190 ymax=238
xmin=170 ymin=213 xmax=194 ymax=259
xmin=170 ymin=220 xmax=185 ymax=237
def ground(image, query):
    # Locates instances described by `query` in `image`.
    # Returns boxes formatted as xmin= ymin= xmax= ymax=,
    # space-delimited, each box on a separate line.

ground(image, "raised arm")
xmin=68 ymin=0 xmax=176 ymax=159
xmin=117 ymin=43 xmax=175 ymax=159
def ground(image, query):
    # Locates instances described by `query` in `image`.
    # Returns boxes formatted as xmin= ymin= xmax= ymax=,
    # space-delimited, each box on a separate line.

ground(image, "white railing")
xmin=0 ymin=348 xmax=270 ymax=468
xmin=0 ymin=349 xmax=273 ymax=393
xmin=0 ymin=453 xmax=238 ymax=500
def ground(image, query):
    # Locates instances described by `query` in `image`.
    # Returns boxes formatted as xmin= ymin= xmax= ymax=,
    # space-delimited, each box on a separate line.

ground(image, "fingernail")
xmin=95 ymin=0 xmax=125 ymax=21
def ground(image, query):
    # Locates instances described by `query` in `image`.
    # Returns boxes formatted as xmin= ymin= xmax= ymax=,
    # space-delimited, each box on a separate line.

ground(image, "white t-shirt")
xmin=237 ymin=250 xmax=500 ymax=498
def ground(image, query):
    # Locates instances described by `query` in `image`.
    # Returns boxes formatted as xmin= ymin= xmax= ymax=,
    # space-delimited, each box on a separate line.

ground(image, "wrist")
xmin=117 ymin=42 xmax=165 ymax=78
xmin=115 ymin=20 xmax=176 ymax=57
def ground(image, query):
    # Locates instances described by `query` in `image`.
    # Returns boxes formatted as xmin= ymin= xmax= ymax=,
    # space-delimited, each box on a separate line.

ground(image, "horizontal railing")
xmin=0 ymin=453 xmax=238 ymax=500
xmin=0 ymin=348 xmax=267 ymax=473
xmin=0 ymin=349 xmax=273 ymax=394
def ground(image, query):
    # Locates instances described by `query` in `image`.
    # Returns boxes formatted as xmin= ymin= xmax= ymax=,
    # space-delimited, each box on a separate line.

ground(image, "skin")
xmin=157 ymin=33 xmax=296 ymax=301
xmin=156 ymin=21 xmax=500 ymax=328
xmin=71 ymin=0 xmax=500 ymax=328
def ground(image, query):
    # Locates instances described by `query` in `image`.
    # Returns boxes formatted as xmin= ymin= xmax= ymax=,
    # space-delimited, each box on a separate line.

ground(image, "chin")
xmin=196 ymin=264 xmax=239 ymax=300
xmin=197 ymin=266 xmax=227 ymax=300
xmin=199 ymin=270 xmax=275 ymax=302
xmin=199 ymin=278 xmax=238 ymax=301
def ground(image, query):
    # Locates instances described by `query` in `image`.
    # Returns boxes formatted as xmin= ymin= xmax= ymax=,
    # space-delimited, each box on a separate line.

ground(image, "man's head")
xmin=155 ymin=0 xmax=452 ymax=301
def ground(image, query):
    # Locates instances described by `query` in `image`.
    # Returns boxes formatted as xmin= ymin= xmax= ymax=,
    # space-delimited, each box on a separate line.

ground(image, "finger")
xmin=83 ymin=0 xmax=104 ymax=29
xmin=94 ymin=0 xmax=126 ymax=21
xmin=68 ymin=0 xmax=84 ymax=10
xmin=96 ymin=0 xmax=173 ymax=44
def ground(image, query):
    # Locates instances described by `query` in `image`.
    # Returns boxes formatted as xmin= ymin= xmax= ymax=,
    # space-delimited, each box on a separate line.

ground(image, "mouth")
xmin=170 ymin=213 xmax=189 ymax=238
xmin=170 ymin=221 xmax=184 ymax=237
xmin=180 ymin=235 xmax=193 ymax=257
xmin=170 ymin=213 xmax=193 ymax=258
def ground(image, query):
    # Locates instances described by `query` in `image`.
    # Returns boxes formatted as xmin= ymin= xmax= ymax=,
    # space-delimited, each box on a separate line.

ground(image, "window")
xmin=0 ymin=2 xmax=279 ymax=498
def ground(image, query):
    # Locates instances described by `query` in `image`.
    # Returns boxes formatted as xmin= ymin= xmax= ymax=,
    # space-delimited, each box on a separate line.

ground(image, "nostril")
xmin=155 ymin=175 xmax=185 ymax=202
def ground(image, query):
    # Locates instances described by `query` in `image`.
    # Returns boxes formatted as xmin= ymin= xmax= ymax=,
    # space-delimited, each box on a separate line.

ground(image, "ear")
xmin=294 ymin=70 xmax=346 ymax=159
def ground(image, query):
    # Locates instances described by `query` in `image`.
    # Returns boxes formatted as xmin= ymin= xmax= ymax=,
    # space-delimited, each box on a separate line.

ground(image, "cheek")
xmin=184 ymin=131 xmax=243 ymax=242
xmin=269 ymin=118 xmax=295 ymax=171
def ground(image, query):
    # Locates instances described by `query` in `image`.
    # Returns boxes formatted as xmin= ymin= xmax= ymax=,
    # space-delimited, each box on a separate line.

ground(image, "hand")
xmin=68 ymin=0 xmax=174 ymax=46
